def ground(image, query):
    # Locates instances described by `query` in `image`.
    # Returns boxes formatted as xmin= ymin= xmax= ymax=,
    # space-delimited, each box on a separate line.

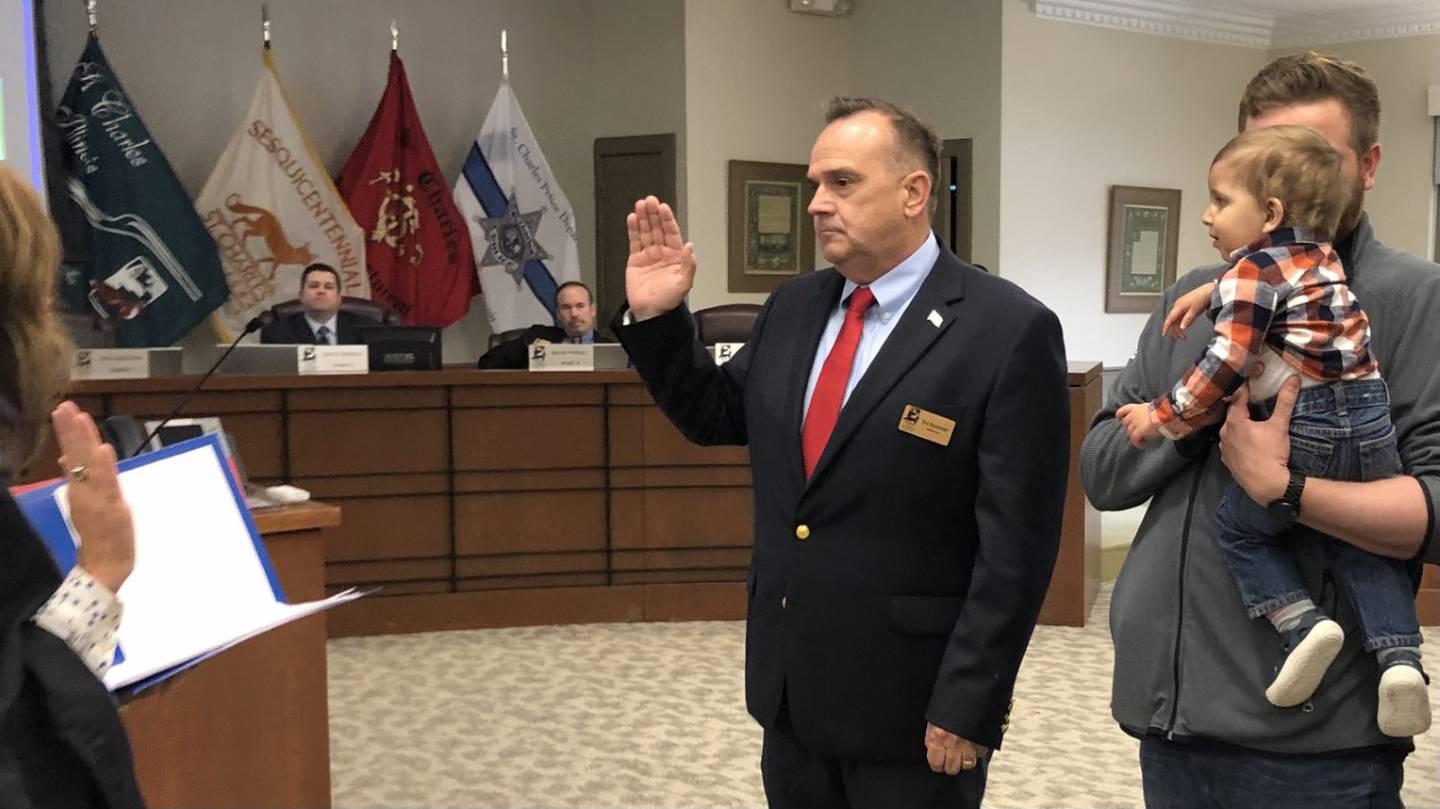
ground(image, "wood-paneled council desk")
xmin=63 ymin=364 xmax=1109 ymax=635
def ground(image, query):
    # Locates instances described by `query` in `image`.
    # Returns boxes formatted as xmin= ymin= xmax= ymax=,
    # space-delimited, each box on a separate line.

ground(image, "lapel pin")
xmin=927 ymin=310 xmax=942 ymax=328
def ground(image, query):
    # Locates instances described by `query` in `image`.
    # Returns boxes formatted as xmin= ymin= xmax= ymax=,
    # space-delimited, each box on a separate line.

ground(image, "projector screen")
xmin=0 ymin=0 xmax=47 ymax=197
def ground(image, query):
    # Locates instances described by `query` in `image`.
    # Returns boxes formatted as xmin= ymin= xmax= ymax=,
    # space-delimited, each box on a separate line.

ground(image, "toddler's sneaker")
xmin=1266 ymin=612 xmax=1344 ymax=707
xmin=1377 ymin=650 xmax=1432 ymax=737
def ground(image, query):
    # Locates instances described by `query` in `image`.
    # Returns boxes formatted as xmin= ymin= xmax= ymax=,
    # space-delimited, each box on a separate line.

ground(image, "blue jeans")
xmin=1214 ymin=379 xmax=1422 ymax=652
xmin=1139 ymin=737 xmax=1406 ymax=809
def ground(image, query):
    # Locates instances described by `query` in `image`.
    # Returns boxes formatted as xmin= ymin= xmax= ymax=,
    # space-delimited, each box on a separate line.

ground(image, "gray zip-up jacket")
xmin=1082 ymin=215 xmax=1440 ymax=753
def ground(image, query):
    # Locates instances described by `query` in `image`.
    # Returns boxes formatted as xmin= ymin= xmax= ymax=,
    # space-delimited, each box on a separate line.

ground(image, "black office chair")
xmin=265 ymin=296 xmax=400 ymax=327
xmin=98 ymin=415 xmax=149 ymax=460
xmin=693 ymin=304 xmax=762 ymax=345
xmin=488 ymin=327 xmax=535 ymax=349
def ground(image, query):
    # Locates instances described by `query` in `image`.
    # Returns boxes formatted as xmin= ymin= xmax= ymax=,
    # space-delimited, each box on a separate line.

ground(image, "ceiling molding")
xmin=1030 ymin=0 xmax=1440 ymax=49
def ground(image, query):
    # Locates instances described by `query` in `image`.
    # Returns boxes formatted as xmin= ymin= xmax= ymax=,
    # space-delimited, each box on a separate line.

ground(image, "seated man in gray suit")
xmin=260 ymin=263 xmax=376 ymax=345
xmin=476 ymin=281 xmax=612 ymax=369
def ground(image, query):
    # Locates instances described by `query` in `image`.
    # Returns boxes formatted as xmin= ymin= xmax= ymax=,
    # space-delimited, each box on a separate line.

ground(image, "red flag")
xmin=339 ymin=53 xmax=478 ymax=327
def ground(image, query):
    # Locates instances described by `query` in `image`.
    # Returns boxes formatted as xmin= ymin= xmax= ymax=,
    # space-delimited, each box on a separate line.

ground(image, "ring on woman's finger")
xmin=960 ymin=758 xmax=976 ymax=770
xmin=68 ymin=465 xmax=89 ymax=482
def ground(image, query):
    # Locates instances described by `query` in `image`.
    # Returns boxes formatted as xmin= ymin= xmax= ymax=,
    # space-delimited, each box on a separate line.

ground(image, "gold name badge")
xmin=898 ymin=405 xmax=955 ymax=447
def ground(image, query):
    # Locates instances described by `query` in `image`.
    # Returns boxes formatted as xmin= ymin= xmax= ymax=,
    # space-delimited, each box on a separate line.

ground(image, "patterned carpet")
xmin=328 ymin=585 xmax=1439 ymax=808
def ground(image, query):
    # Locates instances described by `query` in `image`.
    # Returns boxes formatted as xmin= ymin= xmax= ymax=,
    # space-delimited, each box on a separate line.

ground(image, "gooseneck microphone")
xmin=138 ymin=317 xmax=265 ymax=452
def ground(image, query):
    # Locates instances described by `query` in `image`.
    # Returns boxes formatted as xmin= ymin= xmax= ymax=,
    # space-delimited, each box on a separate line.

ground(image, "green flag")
xmin=54 ymin=33 xmax=227 ymax=346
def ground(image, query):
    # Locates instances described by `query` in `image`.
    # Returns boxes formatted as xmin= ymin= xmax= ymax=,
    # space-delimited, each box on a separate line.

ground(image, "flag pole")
xmin=501 ymin=29 xmax=509 ymax=80
xmin=390 ymin=20 xmax=399 ymax=53
xmin=262 ymin=3 xmax=271 ymax=50
xmin=86 ymin=0 xmax=97 ymax=32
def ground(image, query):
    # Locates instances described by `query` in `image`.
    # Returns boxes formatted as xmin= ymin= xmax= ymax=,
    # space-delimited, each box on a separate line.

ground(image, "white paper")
xmin=51 ymin=442 xmax=363 ymax=690
xmin=1130 ymin=230 xmax=1160 ymax=276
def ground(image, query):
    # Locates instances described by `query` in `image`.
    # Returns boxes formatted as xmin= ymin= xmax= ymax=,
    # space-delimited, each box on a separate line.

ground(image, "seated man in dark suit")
xmin=259 ymin=263 xmax=376 ymax=345
xmin=476 ymin=281 xmax=612 ymax=369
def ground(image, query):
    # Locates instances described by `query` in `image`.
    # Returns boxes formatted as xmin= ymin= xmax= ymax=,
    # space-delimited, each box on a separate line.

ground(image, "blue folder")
xmin=13 ymin=433 xmax=286 ymax=695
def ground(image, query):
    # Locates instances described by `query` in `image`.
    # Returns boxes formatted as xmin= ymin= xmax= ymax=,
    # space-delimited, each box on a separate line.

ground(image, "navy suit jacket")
xmin=614 ymin=247 xmax=1070 ymax=761
xmin=259 ymin=311 xmax=373 ymax=345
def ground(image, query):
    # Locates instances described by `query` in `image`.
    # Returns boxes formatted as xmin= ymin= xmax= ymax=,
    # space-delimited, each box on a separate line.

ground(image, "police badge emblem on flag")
xmin=454 ymin=81 xmax=581 ymax=334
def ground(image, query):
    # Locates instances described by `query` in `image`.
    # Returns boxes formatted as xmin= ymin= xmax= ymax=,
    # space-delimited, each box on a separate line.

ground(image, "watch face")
xmin=1266 ymin=500 xmax=1299 ymax=522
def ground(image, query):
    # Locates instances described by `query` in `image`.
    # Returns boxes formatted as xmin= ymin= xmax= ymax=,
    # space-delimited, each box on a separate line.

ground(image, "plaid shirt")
xmin=1151 ymin=228 xmax=1377 ymax=439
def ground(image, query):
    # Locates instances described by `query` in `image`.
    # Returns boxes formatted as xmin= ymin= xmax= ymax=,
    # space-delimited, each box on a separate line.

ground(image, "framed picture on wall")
xmin=1105 ymin=185 xmax=1181 ymax=313
xmin=727 ymin=160 xmax=816 ymax=293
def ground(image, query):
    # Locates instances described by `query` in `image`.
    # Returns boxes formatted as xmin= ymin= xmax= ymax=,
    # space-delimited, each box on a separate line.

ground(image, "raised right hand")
xmin=625 ymin=196 xmax=696 ymax=321
xmin=53 ymin=401 xmax=135 ymax=594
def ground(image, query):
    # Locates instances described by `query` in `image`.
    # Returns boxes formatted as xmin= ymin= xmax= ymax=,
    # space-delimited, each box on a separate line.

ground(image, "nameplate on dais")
xmin=71 ymin=348 xmax=181 ymax=380
xmin=712 ymin=343 xmax=745 ymax=366
xmin=297 ymin=345 xmax=370 ymax=375
xmin=72 ymin=349 xmax=150 ymax=380
xmin=528 ymin=343 xmax=594 ymax=372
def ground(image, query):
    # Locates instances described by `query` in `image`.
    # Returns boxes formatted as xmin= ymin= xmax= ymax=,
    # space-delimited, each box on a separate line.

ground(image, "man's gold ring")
xmin=68 ymin=465 xmax=89 ymax=482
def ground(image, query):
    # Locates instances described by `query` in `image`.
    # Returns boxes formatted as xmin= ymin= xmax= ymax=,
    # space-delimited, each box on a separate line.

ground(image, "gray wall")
xmin=851 ymin=0 xmax=1003 ymax=273
xmin=1318 ymin=35 xmax=1440 ymax=260
xmin=677 ymin=0 xmax=1005 ymax=310
xmin=998 ymin=4 xmax=1268 ymax=368
xmin=680 ymin=0 xmax=854 ymax=310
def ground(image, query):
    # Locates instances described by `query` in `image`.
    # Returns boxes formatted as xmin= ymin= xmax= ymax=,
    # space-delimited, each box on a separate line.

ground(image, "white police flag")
xmin=453 ymin=81 xmax=580 ymax=333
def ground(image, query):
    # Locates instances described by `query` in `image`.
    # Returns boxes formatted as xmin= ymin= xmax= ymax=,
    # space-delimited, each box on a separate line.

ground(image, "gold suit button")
xmin=795 ymin=524 xmax=810 ymax=540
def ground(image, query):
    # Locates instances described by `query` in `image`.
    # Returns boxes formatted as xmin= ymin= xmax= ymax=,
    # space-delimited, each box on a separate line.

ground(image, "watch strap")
xmin=1283 ymin=469 xmax=1306 ymax=507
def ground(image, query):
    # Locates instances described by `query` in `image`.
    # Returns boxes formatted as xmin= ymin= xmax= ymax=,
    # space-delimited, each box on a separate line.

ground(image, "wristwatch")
xmin=1265 ymin=470 xmax=1306 ymax=523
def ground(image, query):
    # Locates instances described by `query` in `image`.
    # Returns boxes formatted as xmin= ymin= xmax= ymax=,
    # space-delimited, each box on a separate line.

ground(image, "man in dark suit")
xmin=614 ymin=98 xmax=1069 ymax=808
xmin=259 ymin=263 xmax=375 ymax=345
xmin=475 ymin=281 xmax=612 ymax=369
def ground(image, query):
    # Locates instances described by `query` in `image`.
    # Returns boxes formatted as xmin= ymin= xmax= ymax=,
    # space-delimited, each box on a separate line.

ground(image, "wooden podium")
xmin=1036 ymin=362 xmax=1103 ymax=626
xmin=118 ymin=501 xmax=340 ymax=809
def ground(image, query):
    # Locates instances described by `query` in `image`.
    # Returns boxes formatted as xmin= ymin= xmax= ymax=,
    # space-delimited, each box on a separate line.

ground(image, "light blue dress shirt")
xmin=305 ymin=314 xmax=339 ymax=345
xmin=803 ymin=234 xmax=940 ymax=414
xmin=565 ymin=329 xmax=596 ymax=345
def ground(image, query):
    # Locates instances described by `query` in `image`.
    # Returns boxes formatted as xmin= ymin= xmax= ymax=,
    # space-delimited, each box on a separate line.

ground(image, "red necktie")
xmin=802 ymin=286 xmax=876 ymax=478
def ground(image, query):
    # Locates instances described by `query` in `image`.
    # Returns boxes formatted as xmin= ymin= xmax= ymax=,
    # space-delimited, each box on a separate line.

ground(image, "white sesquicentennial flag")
xmin=196 ymin=50 xmax=368 ymax=340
